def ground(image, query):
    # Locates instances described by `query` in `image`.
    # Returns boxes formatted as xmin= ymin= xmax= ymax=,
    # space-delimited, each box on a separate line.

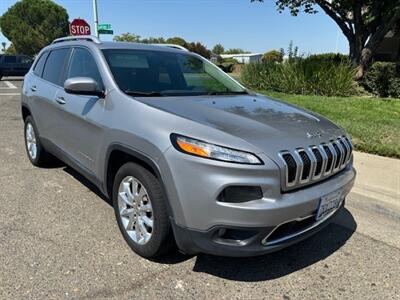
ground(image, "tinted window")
xmin=20 ymin=56 xmax=33 ymax=64
xmin=67 ymin=48 xmax=102 ymax=86
xmin=42 ymin=48 xmax=69 ymax=86
xmin=4 ymin=56 xmax=17 ymax=63
xmin=33 ymin=52 xmax=49 ymax=77
xmin=102 ymin=49 xmax=245 ymax=96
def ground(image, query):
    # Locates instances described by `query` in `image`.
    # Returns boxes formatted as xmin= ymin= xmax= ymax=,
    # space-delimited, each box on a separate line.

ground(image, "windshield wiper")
xmin=124 ymin=90 xmax=164 ymax=97
xmin=207 ymin=90 xmax=249 ymax=96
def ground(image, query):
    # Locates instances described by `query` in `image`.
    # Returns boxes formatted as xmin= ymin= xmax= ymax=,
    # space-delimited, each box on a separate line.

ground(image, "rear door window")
xmin=33 ymin=52 xmax=49 ymax=77
xmin=42 ymin=48 xmax=70 ymax=86
xmin=4 ymin=56 xmax=17 ymax=64
xmin=20 ymin=56 xmax=33 ymax=64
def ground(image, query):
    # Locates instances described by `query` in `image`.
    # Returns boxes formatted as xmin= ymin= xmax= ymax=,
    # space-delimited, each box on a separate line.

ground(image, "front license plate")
xmin=316 ymin=189 xmax=343 ymax=220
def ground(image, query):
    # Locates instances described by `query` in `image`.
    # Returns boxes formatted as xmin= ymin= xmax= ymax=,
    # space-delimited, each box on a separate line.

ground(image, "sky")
xmin=0 ymin=0 xmax=348 ymax=55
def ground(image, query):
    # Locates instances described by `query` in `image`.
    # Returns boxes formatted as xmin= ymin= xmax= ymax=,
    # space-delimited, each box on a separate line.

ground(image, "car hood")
xmin=138 ymin=94 xmax=344 ymax=153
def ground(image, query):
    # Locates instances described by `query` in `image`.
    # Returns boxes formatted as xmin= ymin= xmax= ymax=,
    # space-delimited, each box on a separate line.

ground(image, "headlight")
xmin=170 ymin=134 xmax=263 ymax=165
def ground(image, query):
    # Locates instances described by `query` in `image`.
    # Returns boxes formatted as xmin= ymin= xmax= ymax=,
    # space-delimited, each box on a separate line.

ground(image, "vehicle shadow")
xmin=62 ymin=166 xmax=112 ymax=206
xmin=59 ymin=163 xmax=357 ymax=275
xmin=191 ymin=208 xmax=357 ymax=281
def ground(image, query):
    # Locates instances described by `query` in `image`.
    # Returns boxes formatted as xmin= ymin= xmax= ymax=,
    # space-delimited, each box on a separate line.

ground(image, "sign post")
xmin=69 ymin=19 xmax=91 ymax=36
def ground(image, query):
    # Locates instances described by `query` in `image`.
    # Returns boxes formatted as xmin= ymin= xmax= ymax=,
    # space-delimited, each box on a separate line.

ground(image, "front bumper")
xmin=160 ymin=149 xmax=356 ymax=256
xmin=172 ymin=202 xmax=345 ymax=257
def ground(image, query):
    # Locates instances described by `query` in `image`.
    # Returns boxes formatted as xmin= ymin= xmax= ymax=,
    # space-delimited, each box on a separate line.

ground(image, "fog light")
xmin=217 ymin=186 xmax=263 ymax=203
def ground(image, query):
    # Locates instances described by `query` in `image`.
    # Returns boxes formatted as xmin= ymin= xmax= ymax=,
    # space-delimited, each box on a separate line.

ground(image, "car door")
xmin=28 ymin=48 xmax=70 ymax=146
xmin=55 ymin=47 xmax=105 ymax=174
xmin=1 ymin=55 xmax=17 ymax=76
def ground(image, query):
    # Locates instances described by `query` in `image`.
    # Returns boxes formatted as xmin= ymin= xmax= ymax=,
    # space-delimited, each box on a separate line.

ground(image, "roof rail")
xmin=52 ymin=35 xmax=101 ymax=44
xmin=152 ymin=44 xmax=189 ymax=52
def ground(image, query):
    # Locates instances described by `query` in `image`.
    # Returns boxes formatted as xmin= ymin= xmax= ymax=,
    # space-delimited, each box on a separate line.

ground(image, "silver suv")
xmin=22 ymin=36 xmax=356 ymax=258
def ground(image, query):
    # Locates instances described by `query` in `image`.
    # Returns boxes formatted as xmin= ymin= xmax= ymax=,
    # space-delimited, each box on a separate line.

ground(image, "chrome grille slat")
xmin=334 ymin=140 xmax=345 ymax=170
xmin=279 ymin=136 xmax=352 ymax=190
xmin=339 ymin=139 xmax=349 ymax=168
xmin=310 ymin=146 xmax=323 ymax=179
xmin=296 ymin=149 xmax=312 ymax=184
xmin=292 ymin=151 xmax=304 ymax=186
xmin=328 ymin=142 xmax=338 ymax=172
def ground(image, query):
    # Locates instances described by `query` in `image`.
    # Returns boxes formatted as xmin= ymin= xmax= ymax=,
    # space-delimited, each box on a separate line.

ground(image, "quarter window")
xmin=42 ymin=48 xmax=69 ymax=86
xmin=67 ymin=48 xmax=103 ymax=87
xmin=33 ymin=52 xmax=49 ymax=77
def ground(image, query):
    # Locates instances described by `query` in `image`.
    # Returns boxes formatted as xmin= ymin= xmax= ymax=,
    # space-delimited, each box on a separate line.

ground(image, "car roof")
xmin=46 ymin=36 xmax=189 ymax=55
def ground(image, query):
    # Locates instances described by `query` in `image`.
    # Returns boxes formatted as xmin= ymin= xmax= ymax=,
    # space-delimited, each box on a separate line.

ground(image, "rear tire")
xmin=24 ymin=116 xmax=52 ymax=167
xmin=113 ymin=162 xmax=173 ymax=258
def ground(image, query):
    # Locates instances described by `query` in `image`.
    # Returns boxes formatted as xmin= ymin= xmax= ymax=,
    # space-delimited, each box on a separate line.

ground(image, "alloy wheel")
xmin=117 ymin=176 xmax=154 ymax=245
xmin=26 ymin=122 xmax=37 ymax=160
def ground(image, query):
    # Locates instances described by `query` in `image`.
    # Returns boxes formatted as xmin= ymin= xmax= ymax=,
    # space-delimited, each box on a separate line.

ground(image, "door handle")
xmin=30 ymin=86 xmax=37 ymax=92
xmin=55 ymin=96 xmax=66 ymax=105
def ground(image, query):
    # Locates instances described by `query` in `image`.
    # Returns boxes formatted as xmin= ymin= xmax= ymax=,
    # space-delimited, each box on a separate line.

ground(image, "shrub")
xmin=303 ymin=53 xmax=349 ymax=65
xmin=262 ymin=50 xmax=283 ymax=63
xmin=241 ymin=59 xmax=357 ymax=97
xmin=362 ymin=62 xmax=400 ymax=98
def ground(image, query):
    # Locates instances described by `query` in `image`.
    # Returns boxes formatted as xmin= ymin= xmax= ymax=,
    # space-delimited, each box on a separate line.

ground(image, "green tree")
xmin=0 ymin=0 xmax=69 ymax=56
xmin=212 ymin=44 xmax=225 ymax=55
xmin=4 ymin=43 xmax=16 ymax=54
xmin=140 ymin=37 xmax=166 ymax=44
xmin=113 ymin=32 xmax=141 ymax=42
xmin=252 ymin=0 xmax=400 ymax=79
xmin=186 ymin=42 xmax=211 ymax=59
xmin=166 ymin=37 xmax=187 ymax=47
xmin=262 ymin=50 xmax=283 ymax=63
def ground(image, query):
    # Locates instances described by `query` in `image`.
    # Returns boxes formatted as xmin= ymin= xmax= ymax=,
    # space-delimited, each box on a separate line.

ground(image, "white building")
xmin=220 ymin=53 xmax=263 ymax=64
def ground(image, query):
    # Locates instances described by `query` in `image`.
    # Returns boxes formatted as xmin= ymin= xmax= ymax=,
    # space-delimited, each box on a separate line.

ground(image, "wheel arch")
xmin=104 ymin=143 xmax=175 ymax=219
xmin=21 ymin=103 xmax=31 ymax=122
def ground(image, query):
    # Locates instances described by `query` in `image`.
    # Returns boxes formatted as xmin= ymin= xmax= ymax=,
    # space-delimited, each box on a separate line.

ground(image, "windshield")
xmin=102 ymin=49 xmax=246 ymax=96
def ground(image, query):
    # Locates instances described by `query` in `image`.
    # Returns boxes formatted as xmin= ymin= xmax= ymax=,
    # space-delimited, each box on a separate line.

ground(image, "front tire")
xmin=24 ymin=116 xmax=52 ymax=167
xmin=113 ymin=162 xmax=173 ymax=258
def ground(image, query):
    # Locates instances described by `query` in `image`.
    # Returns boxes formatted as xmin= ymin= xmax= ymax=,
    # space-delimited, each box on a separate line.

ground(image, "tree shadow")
xmin=192 ymin=208 xmax=356 ymax=281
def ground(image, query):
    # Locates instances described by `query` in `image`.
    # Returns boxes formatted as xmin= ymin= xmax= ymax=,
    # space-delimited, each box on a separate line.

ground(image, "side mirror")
xmin=64 ymin=77 xmax=104 ymax=98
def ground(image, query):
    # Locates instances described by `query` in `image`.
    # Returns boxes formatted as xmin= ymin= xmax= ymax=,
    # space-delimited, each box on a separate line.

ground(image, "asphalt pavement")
xmin=0 ymin=78 xmax=399 ymax=299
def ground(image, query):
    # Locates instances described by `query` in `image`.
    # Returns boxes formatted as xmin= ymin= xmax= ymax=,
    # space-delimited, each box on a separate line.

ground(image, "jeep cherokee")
xmin=21 ymin=36 xmax=356 ymax=258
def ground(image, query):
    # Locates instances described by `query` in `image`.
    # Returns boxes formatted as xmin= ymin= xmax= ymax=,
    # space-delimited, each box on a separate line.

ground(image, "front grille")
xmin=279 ymin=136 xmax=353 ymax=190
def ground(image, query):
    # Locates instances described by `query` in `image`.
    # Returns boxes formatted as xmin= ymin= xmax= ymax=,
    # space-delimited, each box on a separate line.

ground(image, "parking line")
xmin=0 ymin=93 xmax=20 ymax=96
xmin=0 ymin=81 xmax=17 ymax=89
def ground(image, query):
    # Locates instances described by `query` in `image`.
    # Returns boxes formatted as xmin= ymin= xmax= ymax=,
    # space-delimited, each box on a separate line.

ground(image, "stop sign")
xmin=70 ymin=19 xmax=91 ymax=36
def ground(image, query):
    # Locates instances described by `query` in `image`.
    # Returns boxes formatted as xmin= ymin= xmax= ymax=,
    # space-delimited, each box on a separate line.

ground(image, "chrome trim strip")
xmin=261 ymin=203 xmax=342 ymax=246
